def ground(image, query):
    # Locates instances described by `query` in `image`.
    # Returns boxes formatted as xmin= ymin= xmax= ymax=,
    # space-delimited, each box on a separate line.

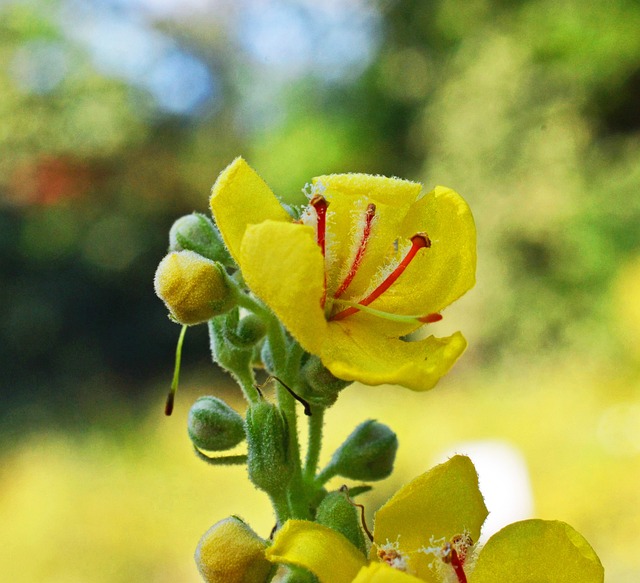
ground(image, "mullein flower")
xmin=265 ymin=456 xmax=604 ymax=583
xmin=210 ymin=158 xmax=476 ymax=391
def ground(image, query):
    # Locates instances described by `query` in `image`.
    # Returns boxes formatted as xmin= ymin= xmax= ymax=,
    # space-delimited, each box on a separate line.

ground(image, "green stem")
xmin=304 ymin=406 xmax=324 ymax=481
xmin=233 ymin=364 xmax=260 ymax=405
xmin=314 ymin=464 xmax=338 ymax=487
xmin=270 ymin=494 xmax=291 ymax=525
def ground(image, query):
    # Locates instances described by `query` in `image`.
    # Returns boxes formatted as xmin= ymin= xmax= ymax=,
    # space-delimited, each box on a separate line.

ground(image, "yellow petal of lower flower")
xmin=369 ymin=186 xmax=476 ymax=317
xmin=322 ymin=321 xmax=467 ymax=391
xmin=240 ymin=220 xmax=328 ymax=355
xmin=352 ymin=563 xmax=424 ymax=583
xmin=266 ymin=520 xmax=367 ymax=583
xmin=210 ymin=157 xmax=291 ymax=263
xmin=373 ymin=456 xmax=488 ymax=583
xmin=469 ymin=519 xmax=604 ymax=583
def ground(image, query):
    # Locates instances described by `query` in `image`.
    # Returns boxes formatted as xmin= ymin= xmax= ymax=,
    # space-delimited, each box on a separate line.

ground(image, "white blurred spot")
xmin=435 ymin=440 xmax=534 ymax=541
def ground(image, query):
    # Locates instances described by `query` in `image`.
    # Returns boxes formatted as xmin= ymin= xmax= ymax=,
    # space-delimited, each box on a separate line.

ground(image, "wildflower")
xmin=265 ymin=456 xmax=604 ymax=583
xmin=210 ymin=158 xmax=476 ymax=391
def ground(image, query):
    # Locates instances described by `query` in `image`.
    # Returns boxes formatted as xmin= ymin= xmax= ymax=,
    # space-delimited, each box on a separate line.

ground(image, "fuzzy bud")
xmin=299 ymin=355 xmax=351 ymax=407
xmin=188 ymin=396 xmax=245 ymax=451
xmin=154 ymin=250 xmax=236 ymax=325
xmin=316 ymin=491 xmax=367 ymax=555
xmin=195 ymin=516 xmax=272 ymax=583
xmin=245 ymin=401 xmax=292 ymax=496
xmin=169 ymin=213 xmax=234 ymax=267
xmin=327 ymin=420 xmax=398 ymax=481
xmin=236 ymin=313 xmax=267 ymax=346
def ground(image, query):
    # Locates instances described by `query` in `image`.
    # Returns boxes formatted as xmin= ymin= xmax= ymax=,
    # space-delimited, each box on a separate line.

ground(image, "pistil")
xmin=330 ymin=233 xmax=431 ymax=321
xmin=334 ymin=203 xmax=376 ymax=299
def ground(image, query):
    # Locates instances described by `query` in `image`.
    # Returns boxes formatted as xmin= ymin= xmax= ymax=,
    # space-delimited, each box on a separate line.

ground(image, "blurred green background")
xmin=2 ymin=0 xmax=640 ymax=581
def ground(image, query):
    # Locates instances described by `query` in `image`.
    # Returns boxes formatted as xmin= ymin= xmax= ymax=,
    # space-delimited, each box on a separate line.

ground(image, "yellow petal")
xmin=352 ymin=563 xmax=424 ymax=583
xmin=322 ymin=320 xmax=467 ymax=391
xmin=266 ymin=520 xmax=367 ymax=583
xmin=368 ymin=186 xmax=476 ymax=317
xmin=469 ymin=519 xmax=604 ymax=583
xmin=240 ymin=220 xmax=328 ymax=355
xmin=313 ymin=173 xmax=422 ymax=207
xmin=373 ymin=456 xmax=488 ymax=583
xmin=210 ymin=157 xmax=291 ymax=263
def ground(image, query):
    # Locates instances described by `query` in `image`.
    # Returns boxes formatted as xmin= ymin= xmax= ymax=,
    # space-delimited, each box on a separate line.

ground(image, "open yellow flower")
xmin=265 ymin=456 xmax=604 ymax=583
xmin=210 ymin=157 xmax=476 ymax=391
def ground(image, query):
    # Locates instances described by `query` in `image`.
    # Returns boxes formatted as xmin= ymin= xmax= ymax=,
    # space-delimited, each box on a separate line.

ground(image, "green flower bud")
xmin=245 ymin=401 xmax=293 ymax=496
xmin=169 ymin=212 xmax=234 ymax=267
xmin=154 ymin=250 xmax=236 ymax=325
xmin=316 ymin=491 xmax=367 ymax=556
xmin=327 ymin=420 xmax=398 ymax=481
xmin=299 ymin=355 xmax=352 ymax=408
xmin=195 ymin=516 xmax=272 ymax=583
xmin=237 ymin=313 xmax=267 ymax=346
xmin=188 ymin=396 xmax=245 ymax=451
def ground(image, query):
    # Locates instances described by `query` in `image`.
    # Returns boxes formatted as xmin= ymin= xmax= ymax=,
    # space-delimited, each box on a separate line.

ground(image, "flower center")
xmin=330 ymin=233 xmax=430 ymax=321
xmin=377 ymin=539 xmax=409 ymax=572
xmin=306 ymin=194 xmax=441 ymax=324
xmin=421 ymin=531 xmax=474 ymax=583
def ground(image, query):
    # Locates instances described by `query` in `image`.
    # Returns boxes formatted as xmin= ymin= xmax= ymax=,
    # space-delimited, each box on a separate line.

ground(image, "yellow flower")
xmin=265 ymin=456 xmax=604 ymax=583
xmin=210 ymin=157 xmax=476 ymax=391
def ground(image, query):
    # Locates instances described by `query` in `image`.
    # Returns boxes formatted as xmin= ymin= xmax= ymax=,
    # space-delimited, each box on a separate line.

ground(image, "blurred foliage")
xmin=2 ymin=0 xmax=640 ymax=580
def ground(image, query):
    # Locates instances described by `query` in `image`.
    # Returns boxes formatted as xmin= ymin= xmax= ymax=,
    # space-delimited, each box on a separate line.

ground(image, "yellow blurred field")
xmin=2 ymin=363 xmax=639 ymax=582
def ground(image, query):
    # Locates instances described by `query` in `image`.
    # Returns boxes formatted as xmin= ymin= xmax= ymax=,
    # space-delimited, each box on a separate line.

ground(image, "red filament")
xmin=331 ymin=233 xmax=431 ymax=321
xmin=310 ymin=194 xmax=328 ymax=256
xmin=310 ymin=194 xmax=329 ymax=307
xmin=450 ymin=548 xmax=468 ymax=583
xmin=334 ymin=203 xmax=376 ymax=299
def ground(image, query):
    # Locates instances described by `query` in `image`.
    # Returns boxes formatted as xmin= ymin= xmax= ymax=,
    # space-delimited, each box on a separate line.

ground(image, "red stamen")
xmin=330 ymin=233 xmax=431 ymax=321
xmin=450 ymin=548 xmax=468 ymax=583
xmin=334 ymin=203 xmax=376 ymax=299
xmin=310 ymin=194 xmax=328 ymax=307
xmin=418 ymin=313 xmax=442 ymax=324
xmin=310 ymin=194 xmax=328 ymax=256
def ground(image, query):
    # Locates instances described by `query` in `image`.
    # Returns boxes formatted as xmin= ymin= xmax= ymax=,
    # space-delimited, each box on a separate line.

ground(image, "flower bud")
xmin=169 ymin=212 xmax=234 ymax=267
xmin=188 ymin=396 xmax=245 ymax=451
xmin=299 ymin=355 xmax=352 ymax=408
xmin=195 ymin=516 xmax=272 ymax=583
xmin=154 ymin=250 xmax=236 ymax=325
xmin=316 ymin=491 xmax=367 ymax=555
xmin=245 ymin=401 xmax=293 ymax=496
xmin=327 ymin=420 xmax=398 ymax=481
xmin=236 ymin=313 xmax=267 ymax=346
